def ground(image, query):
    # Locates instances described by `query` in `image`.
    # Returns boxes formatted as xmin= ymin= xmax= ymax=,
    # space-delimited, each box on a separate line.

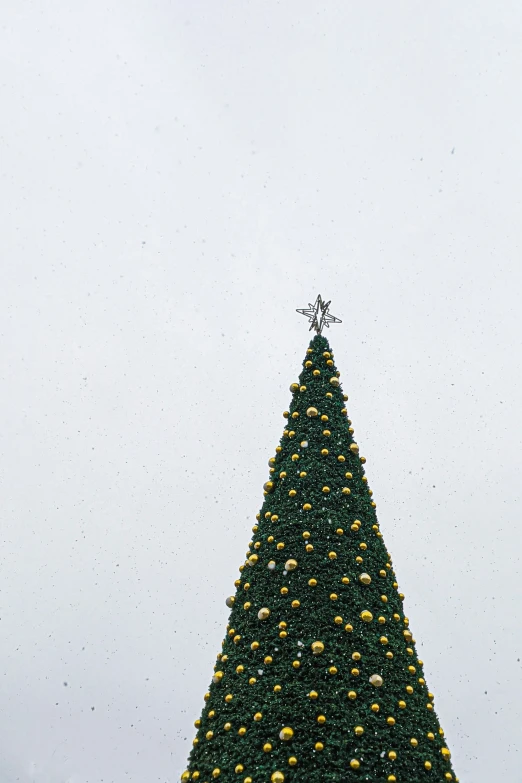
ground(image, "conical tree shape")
xmin=182 ymin=335 xmax=457 ymax=783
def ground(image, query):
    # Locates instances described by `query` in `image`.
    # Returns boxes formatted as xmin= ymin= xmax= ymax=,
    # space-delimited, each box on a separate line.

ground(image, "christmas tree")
xmin=181 ymin=298 xmax=457 ymax=783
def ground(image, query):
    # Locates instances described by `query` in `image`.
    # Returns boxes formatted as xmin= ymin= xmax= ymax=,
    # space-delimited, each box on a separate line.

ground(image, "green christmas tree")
xmin=181 ymin=318 xmax=457 ymax=783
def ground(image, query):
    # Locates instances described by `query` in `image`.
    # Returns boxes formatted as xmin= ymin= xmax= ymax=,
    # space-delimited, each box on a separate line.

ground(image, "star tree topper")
xmin=296 ymin=294 xmax=342 ymax=334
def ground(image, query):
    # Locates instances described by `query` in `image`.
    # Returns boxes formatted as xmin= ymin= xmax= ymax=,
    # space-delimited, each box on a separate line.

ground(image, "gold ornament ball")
xmin=342 ymin=576 xmax=350 ymax=584
xmin=276 ymin=542 xmax=285 ymax=550
xmin=329 ymin=666 xmax=338 ymax=675
xmin=371 ymin=703 xmax=380 ymax=712
xmin=381 ymin=595 xmax=388 ymax=603
xmin=290 ymin=383 xmax=299 ymax=392
xmin=427 ymin=732 xmax=435 ymax=740
xmin=336 ymin=527 xmax=344 ymax=535
xmin=225 ymin=693 xmax=234 ymax=702
xmin=292 ymin=660 xmax=300 ymax=668
xmin=309 ymin=690 xmax=318 ymax=699
xmin=322 ymin=485 xmax=330 ymax=493
xmin=289 ymin=489 xmax=297 ymax=497
xmin=359 ymin=573 xmax=372 ymax=585
xmin=359 ymin=542 xmax=367 ymax=550
xmin=263 ymin=742 xmax=273 ymax=753
xmin=348 ymin=690 xmax=357 ymax=700
xmin=212 ymin=671 xmax=223 ymax=683
xmin=238 ymin=726 xmax=247 ymax=736
xmin=291 ymin=600 xmax=300 ymax=608
xmin=313 ymin=369 xmax=321 ymax=377
xmin=193 ymin=774 xmax=200 ymax=781
xmin=305 ymin=544 xmax=314 ymax=552
xmin=311 ymin=641 xmax=325 ymax=654
xmin=288 ymin=756 xmax=298 ymax=766
xmin=328 ymin=551 xmax=337 ymax=560
xmin=271 ymin=773 xmax=285 ymax=783
xmin=345 ymin=623 xmax=353 ymax=632
xmin=350 ymin=759 xmax=360 ymax=769
xmin=235 ymin=765 xmax=244 ymax=774
xmin=303 ymin=503 xmax=312 ymax=511
xmin=388 ymin=777 xmax=397 ymax=782
xmin=181 ymin=773 xmax=190 ymax=782
xmin=212 ymin=770 xmax=220 ymax=779
xmin=330 ymin=593 xmax=338 ymax=601
xmin=337 ymin=454 xmax=345 ymax=462
xmin=326 ymin=391 xmax=333 ymax=398
xmin=351 ymin=667 xmax=360 ymax=676
xmin=330 ymin=376 xmax=340 ymax=386
xmin=441 ymin=747 xmax=451 ymax=759
xmin=349 ymin=442 xmax=359 ymax=453
xmin=236 ymin=665 xmax=244 ymax=673
xmin=306 ymin=406 xmax=318 ymax=417
xmin=321 ymin=448 xmax=329 ymax=455
xmin=194 ymin=719 xmax=201 ymax=728
xmin=299 ymin=385 xmax=307 ymax=392
xmin=386 ymin=651 xmax=394 ymax=659
xmin=254 ymin=712 xmax=263 ymax=721
xmin=380 ymin=636 xmax=389 ymax=645
xmin=352 ymin=651 xmax=361 ymax=661
xmin=445 ymin=775 xmax=453 ymax=782
xmin=305 ymin=360 xmax=313 ymax=368
xmin=285 ymin=558 xmax=298 ymax=571
xmin=370 ymin=674 xmax=384 ymax=687
xmin=354 ymin=726 xmax=364 ymax=736
xmin=279 ymin=726 xmax=294 ymax=741
xmin=334 ymin=616 xmax=343 ymax=625
xmin=225 ymin=595 xmax=235 ymax=608
xmin=388 ymin=751 xmax=397 ymax=760
xmin=322 ymin=429 xmax=331 ymax=436
xmin=291 ymin=453 xmax=299 ymax=462
xmin=204 ymin=692 xmax=210 ymax=701
xmin=424 ymin=761 xmax=432 ymax=771
xmin=317 ymin=714 xmax=326 ymax=724
xmin=263 ymin=481 xmax=274 ymax=493
xmin=342 ymin=487 xmax=351 ymax=495
xmin=410 ymin=738 xmax=418 ymax=747
xmin=360 ymin=610 xmax=373 ymax=623
xmin=323 ymin=351 xmax=331 ymax=358
xmin=258 ymin=607 xmax=270 ymax=620
xmin=315 ymin=742 xmax=324 ymax=751
xmin=308 ymin=578 xmax=317 ymax=586
xmin=387 ymin=717 xmax=396 ymax=726
xmin=271 ymin=514 xmax=279 ymax=522
xmin=274 ymin=684 xmax=282 ymax=693
xmin=398 ymin=700 xmax=407 ymax=709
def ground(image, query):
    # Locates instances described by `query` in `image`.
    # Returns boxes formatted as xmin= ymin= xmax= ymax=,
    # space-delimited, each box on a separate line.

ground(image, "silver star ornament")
xmin=296 ymin=295 xmax=342 ymax=334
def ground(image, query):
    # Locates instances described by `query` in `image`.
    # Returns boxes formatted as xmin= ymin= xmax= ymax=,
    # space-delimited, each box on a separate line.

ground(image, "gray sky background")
xmin=1 ymin=1 xmax=521 ymax=781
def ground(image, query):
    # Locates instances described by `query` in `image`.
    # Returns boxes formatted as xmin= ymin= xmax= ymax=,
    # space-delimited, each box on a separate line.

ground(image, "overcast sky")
xmin=1 ymin=2 xmax=521 ymax=781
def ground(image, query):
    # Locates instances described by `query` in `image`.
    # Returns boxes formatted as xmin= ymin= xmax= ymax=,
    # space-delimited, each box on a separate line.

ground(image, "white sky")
xmin=1 ymin=1 xmax=521 ymax=781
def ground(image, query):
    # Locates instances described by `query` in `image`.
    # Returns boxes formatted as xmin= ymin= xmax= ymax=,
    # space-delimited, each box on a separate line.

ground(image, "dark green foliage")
xmin=182 ymin=335 xmax=457 ymax=783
